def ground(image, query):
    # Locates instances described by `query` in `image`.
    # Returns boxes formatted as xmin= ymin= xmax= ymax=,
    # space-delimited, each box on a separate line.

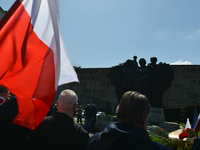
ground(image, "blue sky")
xmin=1 ymin=0 xmax=200 ymax=68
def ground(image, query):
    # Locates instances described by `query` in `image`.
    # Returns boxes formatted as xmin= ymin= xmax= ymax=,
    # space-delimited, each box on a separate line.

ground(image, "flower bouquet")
xmin=179 ymin=128 xmax=196 ymax=144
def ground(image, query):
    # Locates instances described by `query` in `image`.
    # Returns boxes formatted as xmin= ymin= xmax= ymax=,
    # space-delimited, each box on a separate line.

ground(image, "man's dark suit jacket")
xmin=85 ymin=104 xmax=96 ymax=119
xmin=0 ymin=98 xmax=29 ymax=150
xmin=29 ymin=112 xmax=89 ymax=150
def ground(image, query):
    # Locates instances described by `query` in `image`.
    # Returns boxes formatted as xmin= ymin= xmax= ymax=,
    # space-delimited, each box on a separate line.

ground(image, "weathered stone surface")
xmin=56 ymin=68 xmax=117 ymax=110
xmin=163 ymin=65 xmax=200 ymax=108
xmin=149 ymin=107 xmax=163 ymax=123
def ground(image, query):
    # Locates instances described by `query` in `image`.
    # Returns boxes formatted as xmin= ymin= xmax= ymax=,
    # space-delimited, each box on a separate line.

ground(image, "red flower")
xmin=185 ymin=128 xmax=189 ymax=132
xmin=158 ymin=130 xmax=160 ymax=134
xmin=157 ymin=128 xmax=165 ymax=135
xmin=179 ymin=132 xmax=189 ymax=140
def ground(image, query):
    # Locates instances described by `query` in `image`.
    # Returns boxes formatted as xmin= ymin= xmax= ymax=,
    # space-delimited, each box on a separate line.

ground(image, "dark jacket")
xmin=29 ymin=112 xmax=89 ymax=150
xmin=87 ymin=122 xmax=170 ymax=150
xmin=192 ymin=137 xmax=200 ymax=150
xmin=85 ymin=104 xmax=96 ymax=119
xmin=0 ymin=98 xmax=29 ymax=150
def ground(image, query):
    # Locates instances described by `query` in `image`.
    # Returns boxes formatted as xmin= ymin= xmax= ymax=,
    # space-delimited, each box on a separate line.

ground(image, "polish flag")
xmin=193 ymin=114 xmax=200 ymax=131
xmin=0 ymin=0 xmax=79 ymax=129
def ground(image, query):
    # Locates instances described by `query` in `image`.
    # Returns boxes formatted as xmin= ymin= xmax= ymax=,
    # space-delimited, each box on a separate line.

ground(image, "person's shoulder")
xmin=43 ymin=114 xmax=54 ymax=122
xmin=0 ymin=97 xmax=18 ymax=124
xmin=36 ymin=115 xmax=55 ymax=130
xmin=74 ymin=123 xmax=87 ymax=133
xmin=88 ymin=133 xmax=101 ymax=150
xmin=150 ymin=141 xmax=170 ymax=150
xmin=74 ymin=123 xmax=89 ymax=142
xmin=192 ymin=137 xmax=200 ymax=150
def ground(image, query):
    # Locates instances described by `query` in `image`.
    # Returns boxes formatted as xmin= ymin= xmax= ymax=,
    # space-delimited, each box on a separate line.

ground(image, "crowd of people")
xmin=1 ymin=85 xmax=200 ymax=149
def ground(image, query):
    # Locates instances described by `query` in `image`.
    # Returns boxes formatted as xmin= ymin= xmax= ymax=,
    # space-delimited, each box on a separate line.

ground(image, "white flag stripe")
xmin=20 ymin=0 xmax=79 ymax=86
xmin=21 ymin=0 xmax=55 ymax=52
xmin=59 ymin=35 xmax=79 ymax=85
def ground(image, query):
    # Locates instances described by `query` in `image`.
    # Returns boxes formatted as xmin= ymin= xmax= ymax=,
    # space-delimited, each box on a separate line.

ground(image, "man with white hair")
xmin=29 ymin=89 xmax=89 ymax=150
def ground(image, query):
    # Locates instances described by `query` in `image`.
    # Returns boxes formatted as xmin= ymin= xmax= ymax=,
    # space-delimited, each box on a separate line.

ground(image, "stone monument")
xmin=55 ymin=57 xmax=200 ymax=132
xmin=107 ymin=56 xmax=178 ymax=132
xmin=108 ymin=56 xmax=174 ymax=108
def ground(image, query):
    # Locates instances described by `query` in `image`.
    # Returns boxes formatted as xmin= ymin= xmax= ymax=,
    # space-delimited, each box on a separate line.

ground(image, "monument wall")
xmin=56 ymin=65 xmax=200 ymax=110
xmin=163 ymin=65 xmax=200 ymax=108
xmin=56 ymin=68 xmax=117 ymax=111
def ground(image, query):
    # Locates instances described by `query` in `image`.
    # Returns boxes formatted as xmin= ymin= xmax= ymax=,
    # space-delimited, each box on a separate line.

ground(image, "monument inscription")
xmin=56 ymin=68 xmax=117 ymax=106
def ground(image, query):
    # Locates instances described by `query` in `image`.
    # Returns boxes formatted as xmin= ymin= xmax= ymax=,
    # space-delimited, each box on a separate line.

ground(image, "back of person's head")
xmin=57 ymin=89 xmax=78 ymax=115
xmin=0 ymin=86 xmax=9 ymax=99
xmin=117 ymin=91 xmax=150 ymax=128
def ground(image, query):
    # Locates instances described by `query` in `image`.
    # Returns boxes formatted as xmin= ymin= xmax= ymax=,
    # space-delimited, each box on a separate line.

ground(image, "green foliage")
xmin=107 ymin=114 xmax=117 ymax=117
xmin=183 ymin=128 xmax=196 ymax=138
xmin=150 ymin=135 xmax=177 ymax=150
xmin=148 ymin=125 xmax=193 ymax=150
xmin=147 ymin=125 xmax=169 ymax=138
xmin=150 ymin=135 xmax=192 ymax=150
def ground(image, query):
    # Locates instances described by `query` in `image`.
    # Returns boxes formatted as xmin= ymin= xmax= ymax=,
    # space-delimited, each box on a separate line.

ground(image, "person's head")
xmin=56 ymin=89 xmax=78 ymax=117
xmin=89 ymin=99 xmax=93 ymax=105
xmin=0 ymin=86 xmax=9 ymax=100
xmin=116 ymin=91 xmax=150 ymax=129
xmin=133 ymin=55 xmax=137 ymax=60
xmin=139 ymin=58 xmax=146 ymax=67
xmin=150 ymin=57 xmax=157 ymax=66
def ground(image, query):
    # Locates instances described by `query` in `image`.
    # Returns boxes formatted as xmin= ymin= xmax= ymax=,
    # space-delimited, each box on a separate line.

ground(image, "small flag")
xmin=193 ymin=114 xmax=200 ymax=131
xmin=193 ymin=109 xmax=198 ymax=128
xmin=0 ymin=0 xmax=78 ymax=129
xmin=185 ymin=118 xmax=191 ymax=130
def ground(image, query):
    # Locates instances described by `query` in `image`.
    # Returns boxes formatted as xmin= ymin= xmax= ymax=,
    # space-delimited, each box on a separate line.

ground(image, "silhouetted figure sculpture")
xmin=108 ymin=56 xmax=174 ymax=108
xmin=131 ymin=56 xmax=138 ymax=90
xmin=137 ymin=58 xmax=149 ymax=81
xmin=108 ymin=56 xmax=139 ymax=101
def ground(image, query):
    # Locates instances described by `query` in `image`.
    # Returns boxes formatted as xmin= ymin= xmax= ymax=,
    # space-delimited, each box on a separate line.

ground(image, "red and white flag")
xmin=0 ymin=0 xmax=78 ymax=129
xmin=193 ymin=114 xmax=200 ymax=131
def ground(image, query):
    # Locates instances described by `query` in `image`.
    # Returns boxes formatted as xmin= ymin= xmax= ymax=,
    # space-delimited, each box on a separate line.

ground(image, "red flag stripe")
xmin=0 ymin=0 xmax=56 ymax=129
